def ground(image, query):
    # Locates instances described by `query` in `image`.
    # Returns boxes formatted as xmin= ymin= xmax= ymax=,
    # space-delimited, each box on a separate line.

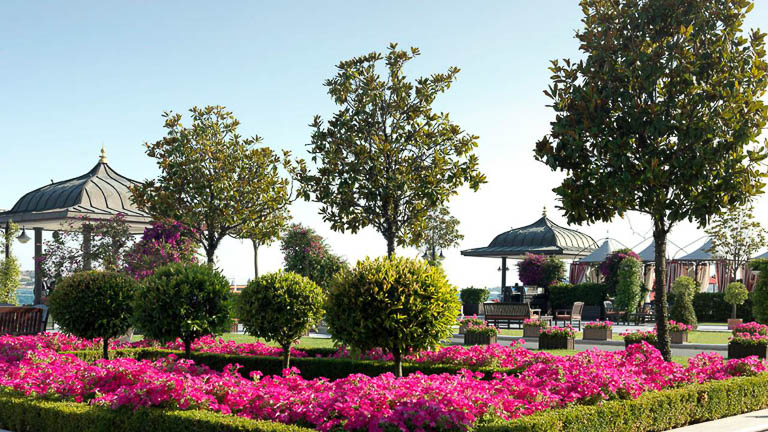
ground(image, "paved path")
xmin=668 ymin=409 xmax=768 ymax=431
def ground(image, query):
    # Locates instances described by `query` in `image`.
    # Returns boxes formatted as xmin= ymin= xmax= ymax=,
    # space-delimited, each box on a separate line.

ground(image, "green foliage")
xmin=280 ymin=224 xmax=347 ymax=290
xmin=0 ymin=222 xmax=20 ymax=305
xmin=517 ymin=254 xmax=566 ymax=288
xmin=707 ymin=203 xmax=767 ymax=281
xmin=725 ymin=282 xmax=749 ymax=307
xmin=48 ymin=271 xmax=137 ymax=359
xmin=548 ymin=283 xmax=608 ymax=309
xmin=410 ymin=206 xmax=464 ymax=265
xmin=300 ymin=43 xmax=486 ymax=256
xmin=0 ymin=390 xmax=312 ymax=432
xmin=614 ymin=257 xmax=642 ymax=314
xmin=325 ymin=257 xmax=460 ymax=376
xmin=670 ymin=276 xmax=698 ymax=329
xmin=236 ymin=271 xmax=324 ymax=368
xmin=752 ymin=259 xmax=768 ymax=324
xmin=477 ymin=374 xmax=768 ymax=432
xmin=534 ymin=0 xmax=768 ymax=362
xmin=693 ymin=292 xmax=754 ymax=323
xmin=134 ymin=263 xmax=231 ymax=357
xmin=132 ymin=106 xmax=303 ymax=264
xmin=460 ymin=287 xmax=490 ymax=305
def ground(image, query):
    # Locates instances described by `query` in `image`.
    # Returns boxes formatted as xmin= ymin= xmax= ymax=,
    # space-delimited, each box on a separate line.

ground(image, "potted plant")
xmin=460 ymin=287 xmax=490 ymax=316
xmin=458 ymin=315 xmax=484 ymax=334
xmin=724 ymin=282 xmax=749 ymax=331
xmin=583 ymin=320 xmax=614 ymax=341
xmin=668 ymin=320 xmax=692 ymax=344
xmin=463 ymin=321 xmax=498 ymax=346
xmin=538 ymin=325 xmax=576 ymax=350
xmin=729 ymin=322 xmax=768 ymax=359
xmin=621 ymin=329 xmax=658 ymax=348
xmin=523 ymin=318 xmax=548 ymax=338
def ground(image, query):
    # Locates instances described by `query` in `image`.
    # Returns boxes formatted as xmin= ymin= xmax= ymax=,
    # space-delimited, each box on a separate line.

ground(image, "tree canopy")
xmin=706 ymin=202 xmax=767 ymax=281
xmin=410 ymin=206 xmax=463 ymax=266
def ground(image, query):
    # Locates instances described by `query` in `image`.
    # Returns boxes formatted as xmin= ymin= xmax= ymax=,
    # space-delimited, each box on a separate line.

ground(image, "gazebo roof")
xmin=578 ymin=239 xmax=625 ymax=263
xmin=677 ymin=239 xmax=716 ymax=262
xmin=0 ymin=150 xmax=151 ymax=233
xmin=461 ymin=214 xmax=598 ymax=259
xmin=637 ymin=241 xmax=669 ymax=263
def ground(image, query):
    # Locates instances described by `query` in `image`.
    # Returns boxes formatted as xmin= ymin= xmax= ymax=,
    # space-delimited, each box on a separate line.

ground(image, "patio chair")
xmin=604 ymin=300 xmax=625 ymax=322
xmin=554 ymin=302 xmax=584 ymax=330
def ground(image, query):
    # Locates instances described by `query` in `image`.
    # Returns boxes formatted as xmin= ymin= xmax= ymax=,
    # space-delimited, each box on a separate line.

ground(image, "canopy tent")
xmin=755 ymin=251 xmax=768 ymax=260
xmin=674 ymin=238 xmax=727 ymax=292
xmin=636 ymin=241 xmax=670 ymax=263
xmin=461 ymin=210 xmax=598 ymax=292
xmin=578 ymin=239 xmax=624 ymax=263
xmin=569 ymin=238 xmax=626 ymax=284
xmin=0 ymin=149 xmax=152 ymax=304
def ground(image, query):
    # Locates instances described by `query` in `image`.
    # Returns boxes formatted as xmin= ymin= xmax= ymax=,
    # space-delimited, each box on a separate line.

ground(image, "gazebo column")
xmin=82 ymin=225 xmax=92 ymax=270
xmin=4 ymin=222 xmax=9 ymax=259
xmin=33 ymin=228 xmax=43 ymax=305
xmin=500 ymin=257 xmax=507 ymax=291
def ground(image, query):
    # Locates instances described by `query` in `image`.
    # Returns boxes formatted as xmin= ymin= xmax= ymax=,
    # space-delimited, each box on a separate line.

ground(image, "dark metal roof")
xmin=461 ymin=216 xmax=598 ymax=259
xmin=677 ymin=239 xmax=716 ymax=262
xmin=0 ymin=154 xmax=151 ymax=233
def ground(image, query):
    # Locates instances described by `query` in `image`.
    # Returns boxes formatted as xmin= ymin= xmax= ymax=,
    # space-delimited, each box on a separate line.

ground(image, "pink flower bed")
xmin=0 ymin=337 xmax=764 ymax=431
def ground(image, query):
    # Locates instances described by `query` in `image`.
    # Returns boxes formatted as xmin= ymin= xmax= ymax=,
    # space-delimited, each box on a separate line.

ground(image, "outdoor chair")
xmin=604 ymin=300 xmax=625 ymax=323
xmin=554 ymin=302 xmax=584 ymax=330
xmin=483 ymin=303 xmax=536 ymax=329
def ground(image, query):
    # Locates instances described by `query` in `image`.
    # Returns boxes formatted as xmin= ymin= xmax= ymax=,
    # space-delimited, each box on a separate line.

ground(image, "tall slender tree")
xmin=707 ymin=202 xmax=767 ymax=282
xmin=409 ymin=206 xmax=463 ymax=266
xmin=300 ymin=44 xmax=485 ymax=257
xmin=535 ymin=0 xmax=768 ymax=360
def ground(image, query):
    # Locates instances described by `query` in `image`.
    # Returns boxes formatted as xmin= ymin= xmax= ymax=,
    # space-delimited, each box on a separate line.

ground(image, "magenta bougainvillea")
xmin=123 ymin=219 xmax=199 ymax=279
xmin=599 ymin=249 xmax=641 ymax=278
xmin=516 ymin=253 xmax=565 ymax=287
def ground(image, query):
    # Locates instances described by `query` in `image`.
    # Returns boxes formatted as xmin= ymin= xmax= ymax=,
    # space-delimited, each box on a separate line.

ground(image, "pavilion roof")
xmin=677 ymin=239 xmax=716 ymax=262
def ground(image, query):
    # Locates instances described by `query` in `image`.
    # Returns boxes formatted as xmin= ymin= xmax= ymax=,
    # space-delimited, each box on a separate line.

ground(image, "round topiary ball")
xmin=48 ymin=271 xmax=138 ymax=359
xmin=236 ymin=271 xmax=324 ymax=368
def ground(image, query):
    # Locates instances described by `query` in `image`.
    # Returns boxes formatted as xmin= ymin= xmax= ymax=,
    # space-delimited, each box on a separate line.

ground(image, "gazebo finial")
xmin=542 ymin=206 xmax=547 ymax=218
xmin=100 ymin=145 xmax=107 ymax=163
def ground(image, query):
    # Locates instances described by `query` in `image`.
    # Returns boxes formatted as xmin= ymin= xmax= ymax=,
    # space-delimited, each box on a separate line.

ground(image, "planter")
xmin=539 ymin=334 xmax=575 ymax=350
xmin=458 ymin=323 xmax=468 ymax=334
xmin=670 ymin=331 xmax=688 ymax=344
xmin=728 ymin=341 xmax=768 ymax=359
xmin=523 ymin=326 xmax=542 ymax=338
xmin=728 ymin=318 xmax=744 ymax=331
xmin=464 ymin=333 xmax=497 ymax=346
xmin=463 ymin=303 xmax=480 ymax=316
xmin=583 ymin=327 xmax=612 ymax=341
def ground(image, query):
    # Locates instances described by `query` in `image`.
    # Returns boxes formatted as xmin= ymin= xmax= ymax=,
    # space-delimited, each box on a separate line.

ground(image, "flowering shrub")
xmin=621 ymin=329 xmax=658 ymax=345
xmin=0 ymin=339 xmax=763 ymax=431
xmin=124 ymin=219 xmax=199 ymax=279
xmin=584 ymin=320 xmax=614 ymax=329
xmin=523 ymin=318 xmax=549 ymax=328
xmin=517 ymin=253 xmax=565 ymax=287
xmin=668 ymin=320 xmax=694 ymax=333
xmin=464 ymin=322 xmax=499 ymax=337
xmin=540 ymin=326 xmax=576 ymax=338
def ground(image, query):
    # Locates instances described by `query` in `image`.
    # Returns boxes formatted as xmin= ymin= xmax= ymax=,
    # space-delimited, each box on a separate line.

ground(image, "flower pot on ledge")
xmin=464 ymin=333 xmax=497 ymax=346
xmin=583 ymin=327 xmax=612 ymax=341
xmin=670 ymin=331 xmax=688 ymax=344
xmin=539 ymin=334 xmax=575 ymax=350
xmin=523 ymin=326 xmax=542 ymax=338
xmin=728 ymin=319 xmax=744 ymax=331
xmin=728 ymin=341 xmax=768 ymax=359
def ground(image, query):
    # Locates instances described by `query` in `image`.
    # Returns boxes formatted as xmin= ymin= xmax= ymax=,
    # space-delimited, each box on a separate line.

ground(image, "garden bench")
xmin=554 ymin=302 xmax=584 ymax=330
xmin=0 ymin=306 xmax=47 ymax=335
xmin=483 ymin=303 xmax=536 ymax=329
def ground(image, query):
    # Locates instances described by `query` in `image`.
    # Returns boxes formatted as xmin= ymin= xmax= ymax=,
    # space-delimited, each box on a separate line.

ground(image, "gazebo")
xmin=0 ymin=149 xmax=152 ymax=303
xmin=461 ymin=210 xmax=598 ymax=292
xmin=676 ymin=239 xmax=721 ymax=292
xmin=569 ymin=238 xmax=627 ymax=284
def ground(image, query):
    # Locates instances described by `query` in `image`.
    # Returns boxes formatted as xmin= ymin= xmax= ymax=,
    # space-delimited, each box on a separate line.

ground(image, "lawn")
xmin=131 ymin=333 xmax=338 ymax=350
xmin=499 ymin=329 xmax=732 ymax=345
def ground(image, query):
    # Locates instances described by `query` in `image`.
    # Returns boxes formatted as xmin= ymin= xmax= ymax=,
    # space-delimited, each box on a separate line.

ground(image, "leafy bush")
xmin=280 ymin=224 xmax=347 ymax=289
xmin=693 ymin=292 xmax=753 ymax=322
xmin=614 ymin=257 xmax=642 ymax=314
xmin=0 ymin=222 xmax=20 ymax=305
xmin=460 ymin=287 xmax=490 ymax=304
xmin=752 ymin=259 xmax=768 ymax=324
xmin=517 ymin=254 xmax=565 ymax=287
xmin=670 ymin=276 xmax=698 ymax=329
xmin=48 ymin=271 xmax=137 ymax=359
xmin=725 ymin=282 xmax=749 ymax=319
xmin=236 ymin=271 xmax=324 ymax=368
xmin=134 ymin=263 xmax=231 ymax=357
xmin=326 ymin=257 xmax=460 ymax=376
xmin=548 ymin=283 xmax=608 ymax=309
xmin=600 ymin=249 xmax=641 ymax=295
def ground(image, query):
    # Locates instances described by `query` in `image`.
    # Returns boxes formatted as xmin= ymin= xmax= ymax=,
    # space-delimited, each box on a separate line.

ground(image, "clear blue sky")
xmin=2 ymin=1 xmax=767 ymax=288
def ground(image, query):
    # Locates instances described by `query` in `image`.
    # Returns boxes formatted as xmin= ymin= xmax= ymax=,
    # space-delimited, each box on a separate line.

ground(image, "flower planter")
xmin=728 ymin=319 xmax=744 ymax=331
xmin=463 ymin=303 xmax=480 ymax=316
xmin=670 ymin=331 xmax=688 ymax=344
xmin=583 ymin=327 xmax=612 ymax=341
xmin=464 ymin=333 xmax=497 ymax=346
xmin=523 ymin=326 xmax=542 ymax=338
xmin=728 ymin=341 xmax=768 ymax=359
xmin=538 ymin=334 xmax=575 ymax=350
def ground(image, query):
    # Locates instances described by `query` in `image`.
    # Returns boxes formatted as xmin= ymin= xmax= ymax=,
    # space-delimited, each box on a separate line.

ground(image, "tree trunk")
xmin=103 ymin=337 xmax=109 ymax=360
xmin=732 ymin=303 xmax=738 ymax=319
xmin=252 ymin=240 xmax=259 ymax=278
xmin=206 ymin=249 xmax=215 ymax=265
xmin=392 ymin=347 xmax=403 ymax=377
xmin=282 ymin=343 xmax=291 ymax=369
xmin=386 ymin=234 xmax=396 ymax=258
xmin=184 ymin=339 xmax=192 ymax=359
xmin=653 ymin=222 xmax=672 ymax=361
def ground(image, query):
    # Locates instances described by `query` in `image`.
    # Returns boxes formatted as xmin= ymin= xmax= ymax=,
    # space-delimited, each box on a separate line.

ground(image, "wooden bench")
xmin=0 ymin=306 xmax=47 ymax=335
xmin=484 ymin=303 xmax=536 ymax=329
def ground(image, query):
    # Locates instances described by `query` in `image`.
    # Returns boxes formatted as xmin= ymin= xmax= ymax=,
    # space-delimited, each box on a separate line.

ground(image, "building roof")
xmin=755 ymin=251 xmax=768 ymax=260
xmin=461 ymin=214 xmax=598 ymax=259
xmin=578 ymin=239 xmax=625 ymax=263
xmin=677 ymin=239 xmax=716 ymax=262
xmin=0 ymin=151 xmax=151 ymax=233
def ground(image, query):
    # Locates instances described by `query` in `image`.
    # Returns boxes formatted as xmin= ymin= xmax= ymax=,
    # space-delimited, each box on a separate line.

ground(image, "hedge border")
xmin=0 ymin=391 xmax=313 ymax=432
xmin=478 ymin=373 xmax=768 ymax=432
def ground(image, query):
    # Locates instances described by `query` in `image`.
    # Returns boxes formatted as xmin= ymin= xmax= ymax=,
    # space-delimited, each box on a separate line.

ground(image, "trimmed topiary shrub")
xmin=459 ymin=287 xmax=490 ymax=304
xmin=326 ymin=257 xmax=460 ymax=376
xmin=670 ymin=276 xmax=698 ymax=329
xmin=134 ymin=263 xmax=231 ymax=358
xmin=752 ymin=259 xmax=768 ymax=324
xmin=614 ymin=257 xmax=642 ymax=315
xmin=725 ymin=281 xmax=749 ymax=320
xmin=236 ymin=271 xmax=325 ymax=368
xmin=48 ymin=271 xmax=138 ymax=359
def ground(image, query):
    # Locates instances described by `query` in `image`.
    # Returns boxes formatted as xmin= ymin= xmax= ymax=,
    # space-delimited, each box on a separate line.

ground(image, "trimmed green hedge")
xmin=478 ymin=373 xmax=768 ymax=431
xmin=549 ymin=283 xmax=608 ymax=309
xmin=0 ymin=391 xmax=312 ymax=432
xmin=693 ymin=292 xmax=754 ymax=323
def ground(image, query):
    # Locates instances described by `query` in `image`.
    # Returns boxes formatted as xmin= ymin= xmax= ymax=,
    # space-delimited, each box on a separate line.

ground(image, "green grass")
xmin=501 ymin=329 xmax=731 ymax=345
xmin=131 ymin=333 xmax=337 ymax=350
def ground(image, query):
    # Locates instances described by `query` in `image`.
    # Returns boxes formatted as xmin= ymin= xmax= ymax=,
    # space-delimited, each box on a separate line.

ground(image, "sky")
xmin=1 ymin=1 xmax=767 ymax=289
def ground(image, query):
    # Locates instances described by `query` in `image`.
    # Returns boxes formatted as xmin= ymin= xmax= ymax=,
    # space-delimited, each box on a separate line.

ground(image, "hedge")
xmin=549 ymin=283 xmax=608 ymax=309
xmin=477 ymin=373 xmax=768 ymax=431
xmin=693 ymin=292 xmax=754 ymax=323
xmin=0 ymin=390 xmax=312 ymax=432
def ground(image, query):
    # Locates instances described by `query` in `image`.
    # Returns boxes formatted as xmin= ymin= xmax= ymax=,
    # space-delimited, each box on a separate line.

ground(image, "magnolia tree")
xmin=707 ymin=203 xmax=767 ymax=281
xmin=410 ymin=206 xmax=463 ymax=266
xmin=280 ymin=224 xmax=347 ymax=290
xmin=123 ymin=219 xmax=199 ymax=279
